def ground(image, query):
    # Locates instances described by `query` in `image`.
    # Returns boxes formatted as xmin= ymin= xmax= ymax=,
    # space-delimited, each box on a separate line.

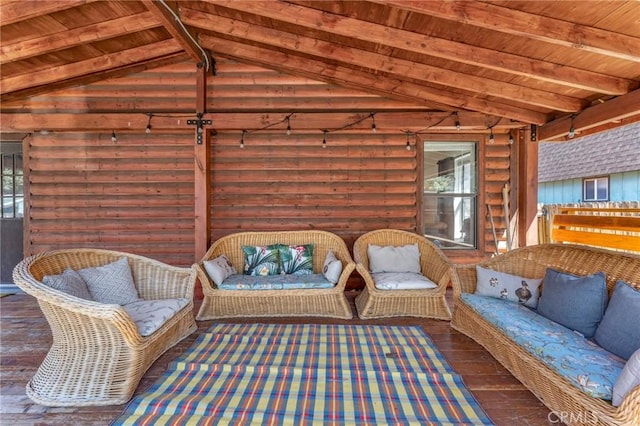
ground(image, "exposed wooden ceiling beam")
xmin=141 ymin=0 xmax=207 ymax=65
xmin=380 ymin=0 xmax=640 ymax=63
xmin=200 ymin=34 xmax=548 ymax=124
xmin=0 ymin=12 xmax=161 ymax=63
xmin=1 ymin=111 xmax=525 ymax=132
xmin=206 ymin=0 xmax=633 ymax=95
xmin=539 ymin=89 xmax=640 ymax=141
xmin=184 ymin=10 xmax=582 ymax=112
xmin=0 ymin=40 xmax=182 ymax=96
xmin=0 ymin=53 xmax=189 ymax=103
xmin=0 ymin=0 xmax=97 ymax=26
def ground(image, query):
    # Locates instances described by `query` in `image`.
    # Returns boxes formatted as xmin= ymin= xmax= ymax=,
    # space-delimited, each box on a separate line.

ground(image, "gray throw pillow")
xmin=474 ymin=265 xmax=542 ymax=308
xmin=612 ymin=348 xmax=640 ymax=406
xmin=536 ymin=268 xmax=608 ymax=338
xmin=594 ymin=281 xmax=640 ymax=360
xmin=43 ymin=267 xmax=93 ymax=301
xmin=78 ymin=257 xmax=141 ymax=305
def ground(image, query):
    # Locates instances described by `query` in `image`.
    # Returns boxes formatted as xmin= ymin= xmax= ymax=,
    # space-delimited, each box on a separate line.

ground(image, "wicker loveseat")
xmin=451 ymin=244 xmax=640 ymax=426
xmin=353 ymin=229 xmax=453 ymax=320
xmin=12 ymin=248 xmax=197 ymax=407
xmin=194 ymin=230 xmax=355 ymax=320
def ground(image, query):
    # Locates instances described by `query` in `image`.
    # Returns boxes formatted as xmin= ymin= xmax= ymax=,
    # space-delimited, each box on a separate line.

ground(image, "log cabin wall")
xmin=210 ymin=131 xmax=417 ymax=249
xmin=5 ymin=59 xmax=516 ymax=271
xmin=25 ymin=132 xmax=195 ymax=267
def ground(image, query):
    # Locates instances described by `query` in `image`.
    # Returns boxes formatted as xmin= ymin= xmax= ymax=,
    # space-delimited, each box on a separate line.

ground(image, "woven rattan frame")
xmin=194 ymin=230 xmax=355 ymax=320
xmin=12 ymin=248 xmax=197 ymax=407
xmin=353 ymin=229 xmax=453 ymax=320
xmin=451 ymin=243 xmax=640 ymax=426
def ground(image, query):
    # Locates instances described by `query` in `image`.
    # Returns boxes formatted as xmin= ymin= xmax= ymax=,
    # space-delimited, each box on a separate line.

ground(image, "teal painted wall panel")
xmin=539 ymin=172 xmax=640 ymax=203
xmin=616 ymin=171 xmax=640 ymax=201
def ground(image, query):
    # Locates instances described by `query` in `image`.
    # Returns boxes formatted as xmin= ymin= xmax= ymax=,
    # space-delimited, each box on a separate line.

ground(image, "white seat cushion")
xmin=372 ymin=272 xmax=437 ymax=290
xmin=123 ymin=298 xmax=190 ymax=337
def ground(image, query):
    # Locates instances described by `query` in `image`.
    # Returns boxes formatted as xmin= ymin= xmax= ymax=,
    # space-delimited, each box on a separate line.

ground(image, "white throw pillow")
xmin=78 ymin=257 xmax=141 ymax=305
xmin=322 ymin=250 xmax=343 ymax=284
xmin=613 ymin=348 xmax=640 ymax=406
xmin=203 ymin=255 xmax=237 ymax=286
xmin=43 ymin=267 xmax=93 ymax=301
xmin=474 ymin=265 xmax=542 ymax=308
xmin=368 ymin=244 xmax=421 ymax=274
xmin=372 ymin=272 xmax=437 ymax=290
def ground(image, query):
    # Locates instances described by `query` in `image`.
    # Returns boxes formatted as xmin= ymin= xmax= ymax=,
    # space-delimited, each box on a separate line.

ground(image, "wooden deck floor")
xmin=1 ymin=290 xmax=555 ymax=425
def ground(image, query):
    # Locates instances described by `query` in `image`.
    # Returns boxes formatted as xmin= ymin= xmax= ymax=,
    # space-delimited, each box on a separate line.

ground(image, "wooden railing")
xmin=538 ymin=203 xmax=640 ymax=253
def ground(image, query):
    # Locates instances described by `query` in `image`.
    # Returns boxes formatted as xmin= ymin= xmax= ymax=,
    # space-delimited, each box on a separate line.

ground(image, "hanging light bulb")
xmin=286 ymin=116 xmax=291 ymax=135
xmin=371 ymin=113 xmax=377 ymax=133
xmin=145 ymin=113 xmax=152 ymax=134
xmin=239 ymin=130 xmax=245 ymax=149
xmin=405 ymin=132 xmax=411 ymax=150
xmin=568 ymin=114 xmax=576 ymax=138
xmin=489 ymin=127 xmax=495 ymax=144
xmin=508 ymin=132 xmax=514 ymax=145
xmin=322 ymin=131 xmax=327 ymax=148
xmin=454 ymin=112 xmax=461 ymax=131
xmin=111 ymin=130 xmax=117 ymax=143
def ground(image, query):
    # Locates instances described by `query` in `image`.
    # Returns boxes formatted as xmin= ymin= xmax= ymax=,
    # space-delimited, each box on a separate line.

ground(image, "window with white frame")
xmin=423 ymin=141 xmax=478 ymax=249
xmin=583 ymin=176 xmax=609 ymax=202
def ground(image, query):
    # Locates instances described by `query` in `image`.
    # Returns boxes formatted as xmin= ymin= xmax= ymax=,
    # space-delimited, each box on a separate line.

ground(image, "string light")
xmin=239 ymin=130 xmax=246 ymax=148
xmin=405 ymin=132 xmax=411 ymax=151
xmin=145 ymin=113 xmax=153 ymax=134
xmin=322 ymin=131 xmax=327 ymax=148
xmin=488 ymin=127 xmax=495 ymax=144
xmin=568 ymin=114 xmax=576 ymax=139
xmin=286 ymin=116 xmax=291 ymax=135
xmin=111 ymin=131 xmax=117 ymax=143
xmin=453 ymin=111 xmax=461 ymax=130
xmin=508 ymin=131 xmax=514 ymax=145
xmin=370 ymin=113 xmax=377 ymax=133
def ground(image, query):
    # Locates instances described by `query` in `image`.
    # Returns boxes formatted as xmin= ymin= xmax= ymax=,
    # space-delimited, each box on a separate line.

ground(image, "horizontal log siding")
xmin=26 ymin=132 xmax=195 ymax=266
xmin=211 ymin=132 xmax=418 ymax=248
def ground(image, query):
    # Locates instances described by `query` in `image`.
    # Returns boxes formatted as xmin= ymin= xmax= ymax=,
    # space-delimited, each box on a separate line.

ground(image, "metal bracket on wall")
xmin=187 ymin=113 xmax=212 ymax=145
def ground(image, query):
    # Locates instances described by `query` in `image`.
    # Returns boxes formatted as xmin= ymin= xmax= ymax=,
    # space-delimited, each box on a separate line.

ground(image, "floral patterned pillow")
xmin=242 ymin=245 xmax=281 ymax=276
xmin=278 ymin=244 xmax=314 ymax=275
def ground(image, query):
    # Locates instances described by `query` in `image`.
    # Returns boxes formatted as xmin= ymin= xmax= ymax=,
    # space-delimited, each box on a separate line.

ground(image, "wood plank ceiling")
xmin=1 ymin=0 xmax=639 ymax=141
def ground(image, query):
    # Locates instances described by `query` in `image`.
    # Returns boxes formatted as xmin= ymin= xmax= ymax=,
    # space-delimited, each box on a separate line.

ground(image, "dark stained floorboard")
xmin=0 ymin=290 xmax=556 ymax=425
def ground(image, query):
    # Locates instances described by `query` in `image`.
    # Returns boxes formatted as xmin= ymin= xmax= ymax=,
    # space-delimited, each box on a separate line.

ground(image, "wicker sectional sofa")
xmin=451 ymin=244 xmax=640 ymax=426
xmin=194 ymin=230 xmax=355 ymax=320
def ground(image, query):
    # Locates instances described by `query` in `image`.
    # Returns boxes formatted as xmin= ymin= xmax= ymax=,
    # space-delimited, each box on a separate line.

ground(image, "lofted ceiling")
xmin=1 ymin=0 xmax=639 ymax=141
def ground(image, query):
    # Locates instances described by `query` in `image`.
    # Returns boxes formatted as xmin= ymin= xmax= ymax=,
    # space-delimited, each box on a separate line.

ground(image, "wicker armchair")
xmin=194 ymin=230 xmax=355 ymax=319
xmin=12 ymin=248 xmax=197 ymax=407
xmin=353 ymin=229 xmax=453 ymax=320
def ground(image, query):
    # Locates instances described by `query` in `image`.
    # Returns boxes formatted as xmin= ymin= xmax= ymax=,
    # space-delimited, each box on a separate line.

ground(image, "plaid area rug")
xmin=112 ymin=324 xmax=493 ymax=426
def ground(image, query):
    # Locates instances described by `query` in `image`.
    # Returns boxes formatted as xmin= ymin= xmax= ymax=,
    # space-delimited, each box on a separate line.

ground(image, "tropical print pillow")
xmin=278 ymin=244 xmax=314 ymax=275
xmin=242 ymin=245 xmax=281 ymax=276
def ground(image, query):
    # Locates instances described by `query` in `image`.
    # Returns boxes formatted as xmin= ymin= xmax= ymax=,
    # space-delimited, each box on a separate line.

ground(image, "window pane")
xmin=14 ymin=154 xmax=23 ymax=175
xmin=15 ymin=196 xmax=24 ymax=218
xmin=1 ymin=154 xmax=12 ymax=175
xmin=584 ymin=180 xmax=595 ymax=200
xmin=424 ymin=195 xmax=476 ymax=248
xmin=597 ymin=178 xmax=608 ymax=200
xmin=2 ymin=197 xmax=13 ymax=218
xmin=2 ymin=176 xmax=12 ymax=195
